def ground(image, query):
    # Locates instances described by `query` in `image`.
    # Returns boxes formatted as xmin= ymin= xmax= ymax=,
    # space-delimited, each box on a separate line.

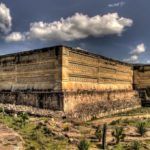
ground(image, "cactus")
xmin=102 ymin=123 xmax=107 ymax=149
xmin=95 ymin=125 xmax=102 ymax=142
xmin=136 ymin=122 xmax=147 ymax=136
xmin=112 ymin=127 xmax=125 ymax=144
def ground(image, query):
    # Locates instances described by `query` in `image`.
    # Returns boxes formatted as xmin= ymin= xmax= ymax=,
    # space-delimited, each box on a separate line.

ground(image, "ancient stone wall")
xmin=0 ymin=46 xmax=63 ymax=110
xmin=0 ymin=45 xmax=142 ymax=114
xmin=0 ymin=47 xmax=62 ymax=91
xmin=61 ymin=46 xmax=139 ymax=113
xmin=62 ymin=46 xmax=133 ymax=92
xmin=133 ymin=65 xmax=150 ymax=89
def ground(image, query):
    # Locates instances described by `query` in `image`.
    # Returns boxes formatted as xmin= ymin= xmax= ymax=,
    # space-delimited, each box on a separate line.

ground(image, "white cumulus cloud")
xmin=6 ymin=12 xmax=131 ymax=42
xmin=129 ymin=43 xmax=146 ymax=55
xmin=123 ymin=43 xmax=146 ymax=63
xmin=27 ymin=13 xmax=133 ymax=41
xmin=5 ymin=32 xmax=25 ymax=42
xmin=123 ymin=55 xmax=139 ymax=63
xmin=0 ymin=3 xmax=12 ymax=34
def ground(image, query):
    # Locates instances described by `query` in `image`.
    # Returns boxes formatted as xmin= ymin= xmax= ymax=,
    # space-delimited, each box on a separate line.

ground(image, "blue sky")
xmin=0 ymin=0 xmax=149 ymax=63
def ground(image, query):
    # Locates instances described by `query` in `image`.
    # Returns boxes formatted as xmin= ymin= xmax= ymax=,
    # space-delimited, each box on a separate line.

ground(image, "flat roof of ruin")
xmin=0 ymin=45 xmax=149 ymax=67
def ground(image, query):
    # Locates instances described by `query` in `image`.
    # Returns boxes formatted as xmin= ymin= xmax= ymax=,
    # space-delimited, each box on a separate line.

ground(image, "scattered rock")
xmin=65 ymin=132 xmax=82 ymax=139
xmin=68 ymin=138 xmax=79 ymax=145
xmin=0 ymin=124 xmax=24 ymax=150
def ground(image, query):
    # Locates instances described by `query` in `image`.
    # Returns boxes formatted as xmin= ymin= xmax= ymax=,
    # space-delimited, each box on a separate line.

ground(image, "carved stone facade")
xmin=0 ymin=45 xmax=148 ymax=116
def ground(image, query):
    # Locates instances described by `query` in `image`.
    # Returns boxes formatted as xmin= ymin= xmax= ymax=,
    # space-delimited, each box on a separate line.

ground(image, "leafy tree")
xmin=112 ymin=127 xmax=125 ymax=144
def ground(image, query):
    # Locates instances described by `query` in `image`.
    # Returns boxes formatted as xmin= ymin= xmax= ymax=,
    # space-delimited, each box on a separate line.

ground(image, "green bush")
xmin=136 ymin=122 xmax=147 ymax=136
xmin=130 ymin=141 xmax=141 ymax=150
xmin=91 ymin=115 xmax=97 ymax=120
xmin=26 ymin=145 xmax=36 ymax=150
xmin=114 ymin=144 xmax=124 ymax=150
xmin=110 ymin=119 xmax=121 ymax=125
xmin=78 ymin=139 xmax=90 ymax=150
xmin=42 ymin=126 xmax=52 ymax=136
xmin=18 ymin=112 xmax=29 ymax=127
xmin=95 ymin=126 xmax=102 ymax=142
xmin=63 ymin=125 xmax=70 ymax=131
xmin=112 ymin=127 xmax=125 ymax=144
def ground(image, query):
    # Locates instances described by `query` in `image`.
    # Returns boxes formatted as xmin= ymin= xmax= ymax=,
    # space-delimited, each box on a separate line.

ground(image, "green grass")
xmin=110 ymin=118 xmax=150 ymax=128
xmin=0 ymin=112 xmax=71 ymax=150
xmin=114 ymin=107 xmax=150 ymax=116
xmin=1 ymin=107 xmax=150 ymax=150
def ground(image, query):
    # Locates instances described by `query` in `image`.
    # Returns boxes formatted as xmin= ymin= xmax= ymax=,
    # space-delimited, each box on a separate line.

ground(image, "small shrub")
xmin=30 ymin=130 xmax=38 ymax=140
xmin=130 ymin=141 xmax=141 ymax=150
xmin=114 ymin=144 xmax=124 ymax=150
xmin=78 ymin=139 xmax=90 ymax=150
xmin=112 ymin=127 xmax=125 ymax=144
xmin=91 ymin=115 xmax=97 ymax=120
xmin=26 ymin=145 xmax=36 ymax=150
xmin=43 ymin=126 xmax=52 ymax=136
xmin=136 ymin=122 xmax=147 ymax=136
xmin=110 ymin=119 xmax=121 ymax=125
xmin=18 ymin=112 xmax=29 ymax=127
xmin=0 ymin=107 xmax=3 ymax=113
xmin=63 ymin=126 xmax=70 ymax=131
xmin=122 ymin=119 xmax=131 ymax=125
xmin=95 ymin=126 xmax=102 ymax=142
xmin=12 ymin=117 xmax=22 ymax=128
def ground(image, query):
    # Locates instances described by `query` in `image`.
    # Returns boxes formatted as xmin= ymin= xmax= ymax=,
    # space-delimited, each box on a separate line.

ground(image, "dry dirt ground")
xmin=0 ymin=124 xmax=23 ymax=150
xmin=0 ymin=111 xmax=150 ymax=149
xmin=40 ymin=113 xmax=150 ymax=150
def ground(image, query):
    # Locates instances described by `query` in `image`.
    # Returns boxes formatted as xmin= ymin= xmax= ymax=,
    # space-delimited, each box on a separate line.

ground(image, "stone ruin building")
xmin=0 ymin=45 xmax=149 ymax=117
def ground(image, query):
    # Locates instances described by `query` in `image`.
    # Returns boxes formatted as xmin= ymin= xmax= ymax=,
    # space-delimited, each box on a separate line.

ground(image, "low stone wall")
xmin=0 ymin=103 xmax=64 ymax=118
xmin=0 ymin=90 xmax=141 ymax=121
xmin=0 ymin=91 xmax=63 ymax=110
xmin=68 ymin=105 xmax=141 ymax=121
xmin=65 ymin=90 xmax=141 ymax=120
xmin=64 ymin=90 xmax=139 ymax=112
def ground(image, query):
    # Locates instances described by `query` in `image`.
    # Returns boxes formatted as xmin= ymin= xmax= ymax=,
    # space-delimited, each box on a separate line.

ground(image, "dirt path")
xmin=0 ymin=124 xmax=24 ymax=150
xmin=90 ymin=114 xmax=150 ymax=126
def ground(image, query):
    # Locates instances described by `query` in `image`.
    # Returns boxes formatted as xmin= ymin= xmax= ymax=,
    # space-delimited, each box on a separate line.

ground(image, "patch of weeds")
xmin=113 ymin=144 xmax=124 ymax=150
xmin=129 ymin=141 xmax=141 ymax=150
xmin=0 ymin=112 xmax=70 ymax=150
xmin=136 ymin=122 xmax=147 ymax=136
xmin=110 ymin=119 xmax=121 ymax=125
xmin=78 ymin=139 xmax=90 ymax=150
xmin=63 ymin=126 xmax=70 ymax=131
xmin=91 ymin=115 xmax=97 ymax=121
xmin=42 ymin=126 xmax=53 ymax=136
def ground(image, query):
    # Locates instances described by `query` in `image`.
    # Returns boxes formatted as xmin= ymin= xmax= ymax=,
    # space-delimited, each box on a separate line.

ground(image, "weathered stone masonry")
xmin=0 ymin=46 xmax=63 ymax=110
xmin=0 ymin=45 xmax=148 ymax=117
